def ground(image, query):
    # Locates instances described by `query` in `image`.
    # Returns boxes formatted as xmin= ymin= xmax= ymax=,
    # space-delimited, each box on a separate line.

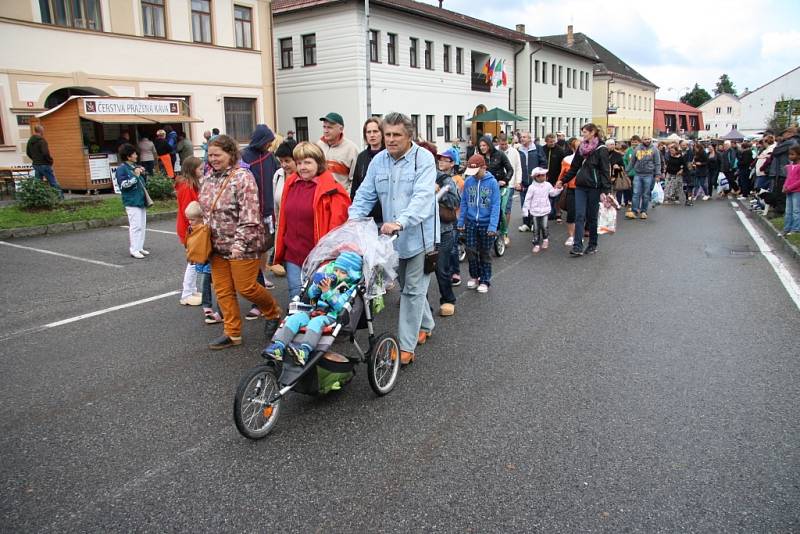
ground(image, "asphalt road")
xmin=1 ymin=200 xmax=798 ymax=533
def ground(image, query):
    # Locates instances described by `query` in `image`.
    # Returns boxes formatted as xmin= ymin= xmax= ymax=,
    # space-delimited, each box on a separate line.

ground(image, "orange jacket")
xmin=273 ymin=169 xmax=351 ymax=265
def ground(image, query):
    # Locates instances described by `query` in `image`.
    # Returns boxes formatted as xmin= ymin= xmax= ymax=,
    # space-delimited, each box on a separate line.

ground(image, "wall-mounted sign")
xmin=83 ymin=99 xmax=180 ymax=115
xmin=88 ymin=154 xmax=111 ymax=182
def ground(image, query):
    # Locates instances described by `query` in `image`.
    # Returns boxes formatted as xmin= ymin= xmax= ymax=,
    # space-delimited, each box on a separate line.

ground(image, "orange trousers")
xmin=210 ymin=255 xmax=281 ymax=338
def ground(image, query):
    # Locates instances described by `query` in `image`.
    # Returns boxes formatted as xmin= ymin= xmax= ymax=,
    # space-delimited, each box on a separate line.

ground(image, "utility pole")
xmin=365 ymin=0 xmax=372 ymax=118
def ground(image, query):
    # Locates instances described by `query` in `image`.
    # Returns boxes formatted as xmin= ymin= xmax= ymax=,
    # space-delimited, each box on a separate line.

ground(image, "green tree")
xmin=680 ymin=83 xmax=712 ymax=108
xmin=714 ymin=74 xmax=737 ymax=96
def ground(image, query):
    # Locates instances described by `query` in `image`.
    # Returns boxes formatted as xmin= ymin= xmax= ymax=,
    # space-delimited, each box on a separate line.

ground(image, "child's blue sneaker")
xmin=261 ymin=342 xmax=285 ymax=361
xmin=287 ymin=344 xmax=311 ymax=366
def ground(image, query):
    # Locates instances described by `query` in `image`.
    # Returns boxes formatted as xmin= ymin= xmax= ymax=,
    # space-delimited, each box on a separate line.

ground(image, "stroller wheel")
xmin=233 ymin=364 xmax=282 ymax=440
xmin=368 ymin=333 xmax=401 ymax=396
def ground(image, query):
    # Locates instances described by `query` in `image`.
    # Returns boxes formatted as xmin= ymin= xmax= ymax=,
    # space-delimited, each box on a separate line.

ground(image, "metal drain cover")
xmin=703 ymin=244 xmax=756 ymax=258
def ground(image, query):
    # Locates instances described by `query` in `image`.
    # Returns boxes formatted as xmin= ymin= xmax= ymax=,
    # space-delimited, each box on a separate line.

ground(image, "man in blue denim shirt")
xmin=349 ymin=112 xmax=437 ymax=366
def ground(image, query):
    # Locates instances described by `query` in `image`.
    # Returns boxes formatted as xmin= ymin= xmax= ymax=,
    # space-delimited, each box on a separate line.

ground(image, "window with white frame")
xmin=191 ymin=0 xmax=212 ymax=43
xmin=234 ymin=5 xmax=253 ymax=49
xmin=141 ymin=0 xmax=165 ymax=37
xmin=40 ymin=0 xmax=103 ymax=30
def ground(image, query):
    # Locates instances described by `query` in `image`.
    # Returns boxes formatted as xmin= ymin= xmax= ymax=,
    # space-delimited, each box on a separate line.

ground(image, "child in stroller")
xmin=262 ymin=250 xmax=363 ymax=365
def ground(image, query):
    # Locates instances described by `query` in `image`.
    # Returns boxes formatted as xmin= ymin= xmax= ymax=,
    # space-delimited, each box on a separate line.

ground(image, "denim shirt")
xmin=349 ymin=143 xmax=438 ymax=259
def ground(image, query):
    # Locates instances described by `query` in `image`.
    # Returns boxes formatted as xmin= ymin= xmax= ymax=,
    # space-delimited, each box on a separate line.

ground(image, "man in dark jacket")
xmin=767 ymin=127 xmax=800 ymax=215
xmin=720 ymin=141 xmax=739 ymax=195
xmin=241 ymin=124 xmax=280 ymax=316
xmin=25 ymin=125 xmax=63 ymax=199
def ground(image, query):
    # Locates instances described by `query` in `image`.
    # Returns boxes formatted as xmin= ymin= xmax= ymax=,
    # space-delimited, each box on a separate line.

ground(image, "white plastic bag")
xmin=598 ymin=203 xmax=617 ymax=234
xmin=651 ymin=181 xmax=664 ymax=205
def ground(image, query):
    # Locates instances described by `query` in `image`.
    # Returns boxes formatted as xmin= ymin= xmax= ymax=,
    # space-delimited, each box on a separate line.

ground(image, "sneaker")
xmin=702 ymin=195 xmax=710 ymax=201
xmin=208 ymin=335 xmax=242 ymax=350
xmin=204 ymin=311 xmax=223 ymax=324
xmin=261 ymin=342 xmax=284 ymax=361
xmin=179 ymin=294 xmax=202 ymax=306
xmin=245 ymin=307 xmax=261 ymax=320
xmin=439 ymin=303 xmax=455 ymax=316
xmin=518 ymin=224 xmax=530 ymax=232
xmin=639 ymin=212 xmax=648 ymax=220
xmin=264 ymin=279 xmax=275 ymax=289
xmin=504 ymin=236 xmax=511 ymax=245
xmin=477 ymin=283 xmax=489 ymax=293
xmin=131 ymin=251 xmax=145 ymax=259
xmin=556 ymin=217 xmax=563 ymax=223
xmin=542 ymin=239 xmax=549 ymax=249
xmin=139 ymin=249 xmax=150 ymax=256
xmin=737 ymin=196 xmax=747 ymax=200
xmin=467 ymin=278 xmax=479 ymax=290
xmin=569 ymin=247 xmax=584 ymax=257
xmin=625 ymin=210 xmax=636 ymax=220
xmin=286 ymin=344 xmax=310 ymax=366
xmin=584 ymin=245 xmax=597 ymax=255
xmin=451 ymin=275 xmax=461 ymax=287
xmin=263 ymin=318 xmax=281 ymax=341
xmin=532 ymin=245 xmax=541 ymax=253
xmin=564 ymin=236 xmax=574 ymax=247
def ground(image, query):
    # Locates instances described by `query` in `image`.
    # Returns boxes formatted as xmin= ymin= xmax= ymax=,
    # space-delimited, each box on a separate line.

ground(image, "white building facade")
xmin=273 ymin=0 xmax=522 ymax=149
xmin=0 ymin=0 xmax=276 ymax=166
xmin=514 ymin=34 xmax=596 ymax=141
xmin=698 ymin=93 xmax=741 ymax=139
xmin=739 ymin=66 xmax=800 ymax=137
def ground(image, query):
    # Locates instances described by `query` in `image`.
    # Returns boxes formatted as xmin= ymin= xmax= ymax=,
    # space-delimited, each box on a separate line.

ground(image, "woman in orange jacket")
xmin=274 ymin=142 xmax=351 ymax=300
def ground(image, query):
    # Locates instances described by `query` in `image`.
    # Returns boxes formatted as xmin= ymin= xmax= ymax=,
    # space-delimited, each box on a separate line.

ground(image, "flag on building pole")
xmin=487 ymin=58 xmax=496 ymax=84
xmin=495 ymin=59 xmax=504 ymax=87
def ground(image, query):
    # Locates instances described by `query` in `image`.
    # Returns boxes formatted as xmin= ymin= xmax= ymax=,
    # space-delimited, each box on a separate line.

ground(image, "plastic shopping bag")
xmin=598 ymin=202 xmax=618 ymax=234
xmin=651 ymin=181 xmax=664 ymax=205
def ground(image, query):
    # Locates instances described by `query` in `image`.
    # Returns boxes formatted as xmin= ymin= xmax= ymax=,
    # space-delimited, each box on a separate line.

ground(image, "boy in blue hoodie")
xmin=457 ymin=154 xmax=501 ymax=293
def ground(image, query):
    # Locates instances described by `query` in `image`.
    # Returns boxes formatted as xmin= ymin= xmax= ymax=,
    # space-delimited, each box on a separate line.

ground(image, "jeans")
xmin=436 ymin=230 xmax=456 ymax=305
xmin=124 ymin=206 xmax=146 ymax=254
xmin=531 ymin=215 xmax=549 ymax=245
xmin=449 ymin=234 xmax=460 ymax=277
xmin=285 ymin=261 xmax=303 ymax=301
xmin=616 ymin=188 xmax=632 ymax=206
xmin=33 ymin=165 xmax=63 ymax=198
xmin=784 ymin=192 xmax=800 ymax=233
xmin=693 ymin=174 xmax=709 ymax=197
xmin=573 ymin=187 xmax=600 ymax=250
xmin=632 ymin=174 xmax=654 ymax=213
xmin=396 ymin=251 xmax=435 ymax=353
xmin=464 ymin=221 xmax=494 ymax=284
xmin=754 ymin=176 xmax=773 ymax=191
xmin=197 ymin=270 xmax=214 ymax=309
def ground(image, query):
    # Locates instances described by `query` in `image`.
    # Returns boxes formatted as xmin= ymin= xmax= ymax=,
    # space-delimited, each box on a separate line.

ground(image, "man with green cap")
xmin=316 ymin=112 xmax=359 ymax=192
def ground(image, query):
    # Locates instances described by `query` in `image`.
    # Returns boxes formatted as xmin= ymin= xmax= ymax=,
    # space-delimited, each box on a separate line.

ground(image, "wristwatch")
xmin=394 ymin=221 xmax=403 ymax=231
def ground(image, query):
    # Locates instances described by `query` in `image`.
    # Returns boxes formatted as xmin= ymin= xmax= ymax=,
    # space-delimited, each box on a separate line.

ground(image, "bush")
xmin=146 ymin=171 xmax=176 ymax=201
xmin=16 ymin=178 xmax=61 ymax=210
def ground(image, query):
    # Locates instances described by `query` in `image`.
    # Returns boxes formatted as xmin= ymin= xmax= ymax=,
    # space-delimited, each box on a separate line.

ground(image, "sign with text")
xmin=89 ymin=154 xmax=111 ymax=183
xmin=83 ymin=99 xmax=180 ymax=115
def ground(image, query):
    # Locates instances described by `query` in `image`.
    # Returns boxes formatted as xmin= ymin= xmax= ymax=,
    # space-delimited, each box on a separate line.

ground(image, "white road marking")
xmin=0 ymin=290 xmax=181 ymax=342
xmin=120 ymin=225 xmax=177 ymax=235
xmin=0 ymin=240 xmax=123 ymax=268
xmin=731 ymin=201 xmax=800 ymax=311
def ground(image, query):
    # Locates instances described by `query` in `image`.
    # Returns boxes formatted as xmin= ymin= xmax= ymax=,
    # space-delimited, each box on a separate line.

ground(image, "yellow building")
xmin=0 ymin=0 xmax=276 ymax=170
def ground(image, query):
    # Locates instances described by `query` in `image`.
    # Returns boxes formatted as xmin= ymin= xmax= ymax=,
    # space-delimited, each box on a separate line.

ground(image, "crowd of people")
xmin=109 ymin=113 xmax=800 ymax=365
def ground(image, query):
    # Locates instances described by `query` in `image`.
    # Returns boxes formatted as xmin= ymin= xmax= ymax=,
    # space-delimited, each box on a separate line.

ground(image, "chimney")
xmin=567 ymin=25 xmax=574 ymax=47
xmin=516 ymin=24 xmax=525 ymax=34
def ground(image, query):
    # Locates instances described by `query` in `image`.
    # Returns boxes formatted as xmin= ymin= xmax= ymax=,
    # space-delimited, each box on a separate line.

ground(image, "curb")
xmin=740 ymin=200 xmax=800 ymax=261
xmin=0 ymin=211 xmax=177 ymax=240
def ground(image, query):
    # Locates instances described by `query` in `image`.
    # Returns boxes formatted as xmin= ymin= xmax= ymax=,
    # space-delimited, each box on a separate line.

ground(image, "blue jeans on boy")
xmin=436 ymin=230 xmax=456 ymax=305
xmin=285 ymin=261 xmax=303 ymax=300
xmin=632 ymin=174 xmax=654 ymax=213
xmin=33 ymin=165 xmax=64 ymax=198
xmin=463 ymin=221 xmax=493 ymax=285
xmin=784 ymin=192 xmax=800 ymax=233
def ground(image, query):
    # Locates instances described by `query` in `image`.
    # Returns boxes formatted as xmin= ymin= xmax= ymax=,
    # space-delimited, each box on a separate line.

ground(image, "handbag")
xmin=439 ymin=204 xmax=457 ymax=223
xmin=421 ymin=201 xmax=438 ymax=275
xmin=186 ymin=174 xmax=231 ymax=264
xmin=615 ymin=173 xmax=632 ymax=192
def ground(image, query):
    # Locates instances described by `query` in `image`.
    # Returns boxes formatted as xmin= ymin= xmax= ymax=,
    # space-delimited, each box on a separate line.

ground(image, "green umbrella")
xmin=466 ymin=107 xmax=526 ymax=122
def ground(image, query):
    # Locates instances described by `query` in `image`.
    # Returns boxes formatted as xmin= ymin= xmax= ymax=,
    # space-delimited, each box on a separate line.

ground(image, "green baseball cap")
xmin=319 ymin=112 xmax=344 ymax=126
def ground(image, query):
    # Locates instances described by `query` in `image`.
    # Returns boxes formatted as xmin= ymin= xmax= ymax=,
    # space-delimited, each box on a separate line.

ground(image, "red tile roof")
xmin=272 ymin=0 xmax=529 ymax=43
xmin=654 ymin=99 xmax=702 ymax=113
xmin=653 ymin=100 xmax=704 ymax=132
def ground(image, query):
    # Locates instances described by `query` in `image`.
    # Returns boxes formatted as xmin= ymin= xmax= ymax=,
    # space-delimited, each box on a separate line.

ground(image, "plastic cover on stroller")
xmin=301 ymin=218 xmax=399 ymax=300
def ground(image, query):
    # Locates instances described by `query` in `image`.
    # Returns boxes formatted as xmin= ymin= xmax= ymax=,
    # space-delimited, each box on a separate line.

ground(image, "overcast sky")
xmin=423 ymin=0 xmax=798 ymax=99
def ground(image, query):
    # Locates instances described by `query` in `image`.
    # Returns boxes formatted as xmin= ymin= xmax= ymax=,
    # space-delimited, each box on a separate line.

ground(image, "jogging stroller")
xmin=233 ymin=219 xmax=401 ymax=440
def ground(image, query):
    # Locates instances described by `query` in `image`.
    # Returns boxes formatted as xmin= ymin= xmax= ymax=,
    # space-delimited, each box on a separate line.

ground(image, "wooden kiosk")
xmin=32 ymin=96 xmax=201 ymax=192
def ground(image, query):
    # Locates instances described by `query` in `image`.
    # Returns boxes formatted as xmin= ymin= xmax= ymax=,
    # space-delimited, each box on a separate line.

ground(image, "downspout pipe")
xmin=512 ymin=42 xmax=525 ymax=132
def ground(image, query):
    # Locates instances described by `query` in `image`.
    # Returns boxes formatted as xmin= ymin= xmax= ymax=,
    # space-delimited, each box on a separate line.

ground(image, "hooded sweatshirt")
xmin=627 ymin=143 xmax=662 ymax=176
xmin=241 ymin=124 xmax=278 ymax=219
xmin=457 ymin=171 xmax=501 ymax=233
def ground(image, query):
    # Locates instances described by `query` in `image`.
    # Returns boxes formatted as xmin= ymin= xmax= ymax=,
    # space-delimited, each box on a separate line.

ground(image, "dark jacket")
xmin=737 ymin=149 xmax=754 ymax=177
xmin=519 ymin=144 xmax=547 ymax=186
xmin=769 ymin=136 xmax=800 ymax=178
xmin=564 ymin=144 xmax=611 ymax=192
xmin=241 ymin=124 xmax=278 ymax=219
xmin=26 ymin=135 xmax=53 ymax=165
xmin=707 ymin=153 xmax=720 ymax=180
xmin=115 ymin=162 xmax=147 ymax=208
xmin=351 ymin=147 xmax=383 ymax=223
xmin=154 ymin=138 xmax=172 ymax=156
xmin=692 ymin=150 xmax=709 ymax=177
xmin=665 ymin=154 xmax=689 ymax=175
xmin=542 ymin=145 xmax=565 ymax=185
xmin=481 ymin=146 xmax=514 ymax=186
xmin=720 ymin=148 xmax=738 ymax=173
xmin=436 ymin=171 xmax=460 ymax=233
xmin=609 ymin=150 xmax=625 ymax=181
